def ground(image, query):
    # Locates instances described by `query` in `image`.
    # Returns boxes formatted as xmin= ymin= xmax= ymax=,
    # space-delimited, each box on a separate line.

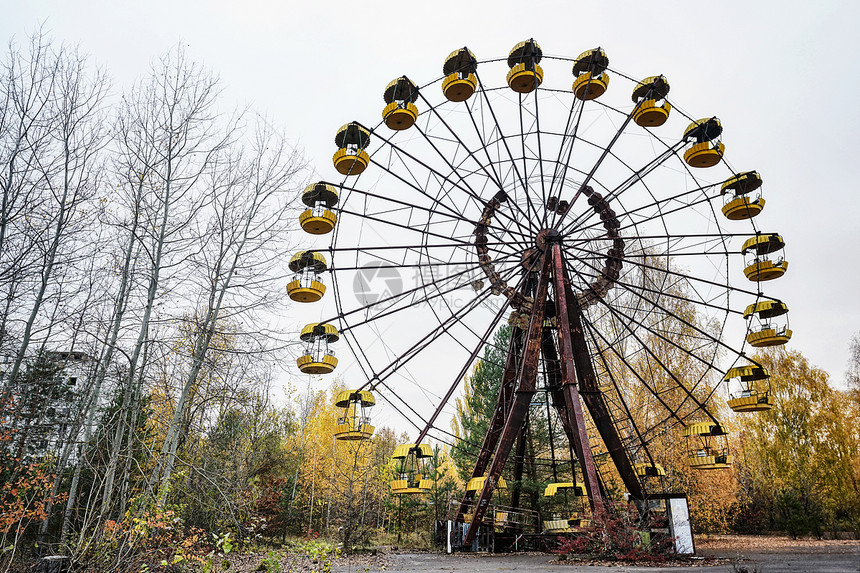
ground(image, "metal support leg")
xmin=462 ymin=254 xmax=551 ymax=548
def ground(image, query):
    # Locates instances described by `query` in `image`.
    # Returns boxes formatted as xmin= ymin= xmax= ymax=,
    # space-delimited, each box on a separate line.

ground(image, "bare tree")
xmin=151 ymin=115 xmax=304 ymax=504
xmin=97 ymin=44 xmax=229 ymax=520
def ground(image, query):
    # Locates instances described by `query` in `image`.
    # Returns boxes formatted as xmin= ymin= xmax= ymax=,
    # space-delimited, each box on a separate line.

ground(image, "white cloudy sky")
xmin=4 ymin=1 xmax=860 ymax=433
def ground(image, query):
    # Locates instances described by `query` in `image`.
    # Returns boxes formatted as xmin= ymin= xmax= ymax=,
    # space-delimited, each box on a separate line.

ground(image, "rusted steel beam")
xmin=462 ymin=254 xmax=551 ymax=548
xmin=551 ymin=243 xmax=605 ymax=513
xmin=456 ymin=325 xmax=524 ymax=520
xmin=509 ymin=412 xmax=528 ymax=511
xmin=540 ymin=327 xmax=582 ymax=474
xmin=558 ymin=251 xmax=644 ymax=500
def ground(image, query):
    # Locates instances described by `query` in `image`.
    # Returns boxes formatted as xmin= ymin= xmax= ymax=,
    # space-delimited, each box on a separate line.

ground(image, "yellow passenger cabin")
xmin=333 ymin=122 xmax=371 ymax=176
xmin=466 ymin=475 xmax=507 ymax=492
xmin=634 ymin=462 xmax=666 ymax=477
xmin=442 ymin=47 xmax=478 ymax=102
xmin=688 ymin=447 xmax=734 ymax=470
xmin=543 ymin=482 xmax=587 ymax=497
xmin=683 ymin=118 xmax=724 ymax=168
xmin=296 ymin=323 xmax=339 ymax=375
xmin=390 ymin=443 xmax=433 ymax=494
xmin=744 ymin=299 xmax=791 ymax=347
xmin=506 ymin=39 xmax=543 ymax=93
xmin=684 ymin=421 xmax=732 ymax=469
xmin=631 ymin=75 xmax=670 ymax=127
xmin=543 ymin=481 xmax=590 ymax=532
xmin=724 ymin=364 xmax=774 ymax=412
xmin=300 ymin=182 xmax=339 ymax=235
xmin=741 ymin=234 xmax=788 ymax=282
xmin=572 ymin=48 xmax=610 ymax=100
xmin=334 ymin=389 xmax=375 ymax=441
xmin=382 ymin=76 xmax=419 ymax=130
xmin=721 ymin=171 xmax=765 ymax=220
xmin=542 ymin=514 xmax=591 ymax=532
xmin=287 ymin=251 xmax=327 ymax=303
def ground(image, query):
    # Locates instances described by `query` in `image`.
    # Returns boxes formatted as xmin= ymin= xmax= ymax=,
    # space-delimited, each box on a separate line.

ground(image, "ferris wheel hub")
xmin=535 ymin=228 xmax=562 ymax=250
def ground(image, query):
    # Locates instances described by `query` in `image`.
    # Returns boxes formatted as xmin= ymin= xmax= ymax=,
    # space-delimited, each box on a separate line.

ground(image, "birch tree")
xmin=99 ymin=44 xmax=227 ymax=519
xmin=152 ymin=115 xmax=304 ymax=504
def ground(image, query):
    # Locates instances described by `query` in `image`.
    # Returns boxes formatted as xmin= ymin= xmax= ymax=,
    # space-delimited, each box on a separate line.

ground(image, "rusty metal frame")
xmin=461 ymin=252 xmax=552 ymax=547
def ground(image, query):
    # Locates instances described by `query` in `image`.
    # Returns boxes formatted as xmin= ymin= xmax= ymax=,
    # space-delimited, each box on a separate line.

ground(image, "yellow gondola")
xmin=684 ymin=421 xmax=732 ymax=469
xmin=390 ymin=443 xmax=433 ymax=494
xmin=300 ymin=182 xmax=339 ymax=235
xmin=721 ymin=171 xmax=765 ymax=220
xmin=634 ymin=463 xmax=666 ymax=477
xmin=333 ymin=122 xmax=371 ymax=176
xmin=382 ymin=76 xmax=419 ymax=130
xmin=741 ymin=234 xmax=788 ymax=281
xmin=466 ymin=475 xmax=507 ymax=492
xmin=334 ymin=390 xmax=375 ymax=441
xmin=296 ymin=323 xmax=339 ymax=374
xmin=543 ymin=482 xmax=589 ymax=533
xmin=543 ymin=518 xmax=573 ymax=533
xmin=724 ymin=364 xmax=774 ymax=412
xmin=543 ymin=482 xmax=586 ymax=497
xmin=542 ymin=517 xmax=590 ymax=532
xmin=631 ymin=75 xmax=670 ymax=127
xmin=287 ymin=251 xmax=327 ymax=302
xmin=744 ymin=300 xmax=792 ymax=347
xmin=506 ymin=39 xmax=543 ymax=93
xmin=442 ymin=47 xmax=478 ymax=102
xmin=572 ymin=48 xmax=610 ymax=101
xmin=683 ymin=118 xmax=725 ymax=168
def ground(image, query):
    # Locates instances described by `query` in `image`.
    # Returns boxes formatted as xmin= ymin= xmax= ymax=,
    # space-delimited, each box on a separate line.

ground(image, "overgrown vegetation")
xmin=552 ymin=504 xmax=676 ymax=562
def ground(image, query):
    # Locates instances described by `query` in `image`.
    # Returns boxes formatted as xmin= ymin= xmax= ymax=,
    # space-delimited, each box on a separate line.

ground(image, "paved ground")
xmin=333 ymin=537 xmax=860 ymax=573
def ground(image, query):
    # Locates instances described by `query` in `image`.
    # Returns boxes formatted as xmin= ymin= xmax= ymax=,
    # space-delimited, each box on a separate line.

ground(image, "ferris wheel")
xmin=288 ymin=39 xmax=790 ymax=546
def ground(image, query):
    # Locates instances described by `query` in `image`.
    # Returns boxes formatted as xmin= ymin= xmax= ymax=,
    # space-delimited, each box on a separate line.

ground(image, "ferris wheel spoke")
xmin=337 ymin=205 xmax=480 ymax=246
xmin=413 ymin=94 xmax=539 ymax=239
xmin=547 ymin=80 xmax=591 ymax=208
xmin=515 ymin=92 xmax=545 ymax=228
xmin=571 ymin=183 xmax=721 ymax=237
xmin=351 ymin=267 xmax=528 ymax=402
xmin=414 ymin=251 xmax=532 ymax=357
xmin=328 ymin=250 xmax=524 ymax=330
xmin=413 ymin=128 xmax=536 ymax=240
xmin=363 ymin=146 xmax=535 ymax=243
xmin=569 ymin=252 xmax=738 ymax=358
xmin=560 ymin=142 xmax=685 ymax=235
xmin=566 ymin=253 xmax=732 ymax=328
xmin=582 ymin=314 xmax=658 ymax=467
xmin=473 ymin=71 xmax=539 ymax=234
xmin=565 ymin=261 xmax=719 ymax=423
xmin=567 ymin=237 xmax=736 ymax=281
xmin=460 ymin=93 xmax=539 ymax=232
xmin=552 ymin=107 xmax=638 ymax=232
xmin=357 ymin=281 xmax=504 ymax=390
xmin=337 ymin=181 xmax=493 ymax=236
xmin=580 ymin=241 xmax=764 ymax=300
xmin=367 ymin=129 xmax=529 ymax=239
xmin=416 ymin=90 xmax=505 ymax=192
xmin=580 ymin=306 xmax=711 ymax=428
xmin=414 ymin=290 xmax=514 ymax=444
xmin=367 ymin=141 xmax=480 ymax=226
xmin=580 ymin=314 xmax=688 ymax=442
xmin=528 ymin=89 xmax=549 ymax=228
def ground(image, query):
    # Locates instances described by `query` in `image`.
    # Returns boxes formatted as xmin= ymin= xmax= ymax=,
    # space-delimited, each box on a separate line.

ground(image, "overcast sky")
xmin=4 ymin=2 xmax=859 ymax=427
